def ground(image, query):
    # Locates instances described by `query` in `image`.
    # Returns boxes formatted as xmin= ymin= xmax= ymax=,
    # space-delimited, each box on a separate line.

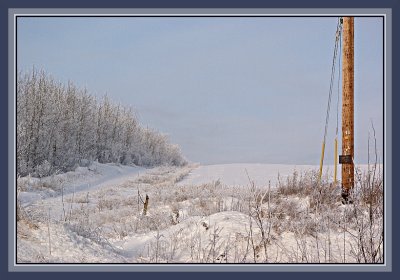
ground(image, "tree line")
xmin=17 ymin=69 xmax=187 ymax=177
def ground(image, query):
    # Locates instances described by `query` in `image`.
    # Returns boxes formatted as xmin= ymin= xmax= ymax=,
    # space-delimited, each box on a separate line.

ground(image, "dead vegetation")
xmin=17 ymin=160 xmax=383 ymax=263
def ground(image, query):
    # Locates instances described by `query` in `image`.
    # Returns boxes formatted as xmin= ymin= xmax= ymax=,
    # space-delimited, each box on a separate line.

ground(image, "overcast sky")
xmin=17 ymin=17 xmax=384 ymax=165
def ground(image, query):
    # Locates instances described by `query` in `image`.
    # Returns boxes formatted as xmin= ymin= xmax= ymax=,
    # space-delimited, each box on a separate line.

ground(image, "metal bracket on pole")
xmin=339 ymin=155 xmax=353 ymax=164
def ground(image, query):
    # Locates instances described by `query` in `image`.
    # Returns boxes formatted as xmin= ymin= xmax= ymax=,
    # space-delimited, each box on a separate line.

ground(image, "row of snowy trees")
xmin=17 ymin=69 xmax=186 ymax=177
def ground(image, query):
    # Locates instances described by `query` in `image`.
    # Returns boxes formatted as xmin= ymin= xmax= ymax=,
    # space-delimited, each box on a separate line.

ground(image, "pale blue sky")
xmin=17 ymin=17 xmax=384 ymax=165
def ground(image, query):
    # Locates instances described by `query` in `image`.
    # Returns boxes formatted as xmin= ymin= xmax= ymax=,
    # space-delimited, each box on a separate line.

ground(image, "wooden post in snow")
xmin=143 ymin=194 xmax=149 ymax=216
xmin=341 ymin=17 xmax=354 ymax=200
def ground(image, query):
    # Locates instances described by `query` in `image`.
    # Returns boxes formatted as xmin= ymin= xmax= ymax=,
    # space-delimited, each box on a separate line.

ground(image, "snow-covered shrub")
xmin=35 ymin=160 xmax=52 ymax=178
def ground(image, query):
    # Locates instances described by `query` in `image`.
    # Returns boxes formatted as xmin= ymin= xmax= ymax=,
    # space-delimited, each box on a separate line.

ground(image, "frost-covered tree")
xmin=16 ymin=69 xmax=187 ymax=177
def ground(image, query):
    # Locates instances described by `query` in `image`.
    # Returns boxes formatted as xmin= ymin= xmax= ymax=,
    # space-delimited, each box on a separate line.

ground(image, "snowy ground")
xmin=18 ymin=163 xmax=152 ymax=226
xmin=179 ymin=163 xmax=377 ymax=187
xmin=180 ymin=163 xmax=324 ymax=187
xmin=16 ymin=162 xmax=383 ymax=264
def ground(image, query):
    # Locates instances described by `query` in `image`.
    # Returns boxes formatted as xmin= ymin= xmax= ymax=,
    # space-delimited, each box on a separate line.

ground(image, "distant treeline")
xmin=17 ymin=69 xmax=187 ymax=177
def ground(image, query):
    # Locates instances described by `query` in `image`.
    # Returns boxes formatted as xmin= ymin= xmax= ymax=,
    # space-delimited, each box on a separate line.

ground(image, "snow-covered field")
xmin=180 ymin=163 xmax=327 ymax=187
xmin=16 ymin=162 xmax=383 ymax=264
xmin=179 ymin=163 xmax=378 ymax=187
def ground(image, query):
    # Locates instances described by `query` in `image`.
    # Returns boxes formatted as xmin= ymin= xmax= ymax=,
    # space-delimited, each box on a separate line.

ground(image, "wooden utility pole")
xmin=341 ymin=17 xmax=354 ymax=200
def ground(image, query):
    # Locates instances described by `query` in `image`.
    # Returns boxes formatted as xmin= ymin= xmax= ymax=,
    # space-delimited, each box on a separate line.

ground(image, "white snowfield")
xmin=17 ymin=162 xmax=383 ymax=264
xmin=179 ymin=163 xmax=317 ymax=187
xmin=178 ymin=163 xmax=377 ymax=187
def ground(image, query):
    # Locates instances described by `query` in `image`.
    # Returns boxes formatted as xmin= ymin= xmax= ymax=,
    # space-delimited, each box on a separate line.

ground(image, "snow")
xmin=179 ymin=163 xmax=380 ymax=187
xmin=179 ymin=163 xmax=316 ymax=187
xmin=117 ymin=211 xmax=260 ymax=262
xmin=17 ymin=163 xmax=195 ymax=263
xmin=16 ymin=162 xmax=383 ymax=264
xmin=18 ymin=161 xmax=147 ymax=207
xmin=21 ymin=163 xmax=156 ymax=225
